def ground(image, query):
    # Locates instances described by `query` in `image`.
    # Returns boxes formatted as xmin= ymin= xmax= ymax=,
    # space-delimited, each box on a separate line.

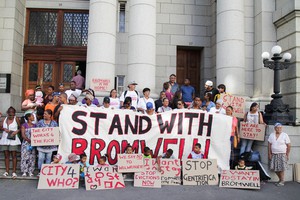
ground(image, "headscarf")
xmin=25 ymin=89 xmax=35 ymax=98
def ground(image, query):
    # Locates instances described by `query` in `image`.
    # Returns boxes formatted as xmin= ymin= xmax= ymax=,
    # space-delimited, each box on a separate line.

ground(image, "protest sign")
xmin=37 ymin=164 xmax=80 ymax=189
xmin=134 ymin=170 xmax=161 ymax=188
xmin=182 ymin=159 xmax=218 ymax=185
xmin=58 ymin=106 xmax=232 ymax=171
xmin=219 ymin=170 xmax=260 ymax=189
xmin=118 ymin=154 xmax=144 ymax=173
xmin=84 ymin=165 xmax=125 ymax=190
xmin=31 ymin=127 xmax=60 ymax=146
xmin=240 ymin=122 xmax=266 ymax=141
xmin=90 ymin=78 xmax=112 ymax=92
xmin=221 ymin=94 xmax=245 ymax=118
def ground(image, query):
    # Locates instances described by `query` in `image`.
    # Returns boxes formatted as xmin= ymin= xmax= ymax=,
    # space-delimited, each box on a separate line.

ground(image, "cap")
xmin=68 ymin=153 xmax=80 ymax=162
xmin=103 ymin=97 xmax=110 ymax=103
xmin=274 ymin=122 xmax=282 ymax=128
xmin=128 ymin=81 xmax=138 ymax=86
xmin=216 ymin=99 xmax=223 ymax=104
xmin=205 ymin=80 xmax=213 ymax=87
xmin=52 ymin=92 xmax=60 ymax=97
xmin=54 ymin=154 xmax=62 ymax=161
xmin=146 ymin=102 xmax=153 ymax=110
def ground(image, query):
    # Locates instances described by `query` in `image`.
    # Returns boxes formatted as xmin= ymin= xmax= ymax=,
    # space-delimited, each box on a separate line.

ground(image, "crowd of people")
xmin=0 ymin=73 xmax=291 ymax=186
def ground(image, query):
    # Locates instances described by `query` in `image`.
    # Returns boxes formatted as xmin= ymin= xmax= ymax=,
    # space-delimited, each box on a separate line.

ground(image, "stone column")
xmin=127 ymin=0 xmax=156 ymax=92
xmin=86 ymin=0 xmax=117 ymax=96
xmin=216 ymin=0 xmax=245 ymax=95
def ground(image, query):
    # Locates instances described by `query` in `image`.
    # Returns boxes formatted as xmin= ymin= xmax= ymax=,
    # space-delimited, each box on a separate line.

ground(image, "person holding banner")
xmin=157 ymin=98 xmax=172 ymax=113
xmin=20 ymin=113 xmax=37 ymax=177
xmin=240 ymin=102 xmax=265 ymax=155
xmin=188 ymin=96 xmax=202 ymax=110
xmin=36 ymin=109 xmax=58 ymax=176
xmin=268 ymin=123 xmax=291 ymax=186
xmin=121 ymin=97 xmax=136 ymax=111
xmin=109 ymin=89 xmax=120 ymax=109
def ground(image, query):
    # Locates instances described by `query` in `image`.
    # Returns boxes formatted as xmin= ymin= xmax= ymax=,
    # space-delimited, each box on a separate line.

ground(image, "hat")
xmin=68 ymin=153 xmax=80 ymax=162
xmin=146 ymin=102 xmax=153 ymax=110
xmin=216 ymin=99 xmax=223 ymax=104
xmin=128 ymin=81 xmax=138 ymax=86
xmin=87 ymin=88 xmax=95 ymax=97
xmin=103 ymin=96 xmax=110 ymax=103
xmin=68 ymin=94 xmax=76 ymax=101
xmin=85 ymin=93 xmax=94 ymax=101
xmin=52 ymin=92 xmax=60 ymax=97
xmin=205 ymin=80 xmax=213 ymax=87
xmin=35 ymin=85 xmax=42 ymax=90
xmin=274 ymin=122 xmax=282 ymax=128
xmin=25 ymin=89 xmax=35 ymax=98
xmin=54 ymin=154 xmax=62 ymax=161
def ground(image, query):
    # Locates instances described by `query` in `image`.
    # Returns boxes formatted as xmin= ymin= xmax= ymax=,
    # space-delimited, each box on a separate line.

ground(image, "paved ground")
xmin=0 ymin=180 xmax=299 ymax=200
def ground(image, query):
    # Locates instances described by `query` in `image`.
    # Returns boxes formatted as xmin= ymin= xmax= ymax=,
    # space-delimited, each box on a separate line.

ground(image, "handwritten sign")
xmin=221 ymin=94 xmax=245 ymax=118
xmin=134 ymin=170 xmax=161 ymax=188
xmin=118 ymin=154 xmax=144 ymax=173
xmin=90 ymin=78 xmax=112 ymax=92
xmin=84 ymin=166 xmax=125 ymax=190
xmin=240 ymin=122 xmax=266 ymax=141
xmin=38 ymin=164 xmax=80 ymax=189
xmin=31 ymin=127 xmax=60 ymax=146
xmin=182 ymin=159 xmax=218 ymax=185
xmin=219 ymin=170 xmax=260 ymax=189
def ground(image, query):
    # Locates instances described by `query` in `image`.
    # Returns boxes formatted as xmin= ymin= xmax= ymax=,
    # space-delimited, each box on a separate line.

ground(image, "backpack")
xmin=124 ymin=90 xmax=139 ymax=98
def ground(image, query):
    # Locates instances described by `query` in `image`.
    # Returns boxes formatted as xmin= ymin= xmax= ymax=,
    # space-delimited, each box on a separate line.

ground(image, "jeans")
xmin=240 ymin=139 xmax=254 ymax=155
xmin=38 ymin=151 xmax=52 ymax=169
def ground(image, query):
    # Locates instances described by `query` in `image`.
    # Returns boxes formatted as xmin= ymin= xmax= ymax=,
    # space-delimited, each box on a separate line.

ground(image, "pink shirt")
xmin=231 ymin=116 xmax=238 ymax=136
xmin=72 ymin=75 xmax=85 ymax=89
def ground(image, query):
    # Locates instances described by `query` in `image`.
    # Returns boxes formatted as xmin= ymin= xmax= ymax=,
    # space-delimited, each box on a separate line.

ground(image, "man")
xmin=120 ymin=81 xmax=140 ymax=109
xmin=137 ymin=88 xmax=155 ymax=114
xmin=181 ymin=78 xmax=195 ymax=107
xmin=167 ymin=74 xmax=180 ymax=94
xmin=58 ymin=83 xmax=65 ymax=93
xmin=65 ymin=81 xmax=82 ymax=99
xmin=43 ymin=85 xmax=54 ymax=105
xmin=100 ymin=97 xmax=112 ymax=109
xmin=145 ymin=102 xmax=155 ymax=116
xmin=72 ymin=70 xmax=85 ymax=90
xmin=204 ymin=80 xmax=219 ymax=103
xmin=54 ymin=93 xmax=68 ymax=122
xmin=155 ymin=91 xmax=166 ymax=112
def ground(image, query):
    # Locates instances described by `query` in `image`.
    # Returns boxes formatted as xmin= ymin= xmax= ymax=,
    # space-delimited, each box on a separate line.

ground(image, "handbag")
xmin=7 ymin=131 xmax=16 ymax=140
xmin=233 ymin=135 xmax=238 ymax=149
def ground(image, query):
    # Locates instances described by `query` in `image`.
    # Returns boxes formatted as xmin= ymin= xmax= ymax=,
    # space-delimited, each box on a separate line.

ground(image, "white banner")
xmin=58 ymin=105 xmax=232 ymax=170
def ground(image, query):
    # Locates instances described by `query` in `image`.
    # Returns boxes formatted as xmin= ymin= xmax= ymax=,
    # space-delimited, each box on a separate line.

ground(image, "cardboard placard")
xmin=38 ymin=164 xmax=80 ymax=189
xmin=239 ymin=122 xmax=266 ymax=141
xmin=31 ymin=127 xmax=60 ymax=146
xmin=143 ymin=158 xmax=181 ymax=185
xmin=221 ymin=94 xmax=245 ymax=118
xmin=219 ymin=170 xmax=260 ymax=189
xmin=294 ymin=163 xmax=300 ymax=183
xmin=134 ymin=169 xmax=161 ymax=188
xmin=182 ymin=159 xmax=218 ymax=185
xmin=84 ymin=166 xmax=125 ymax=190
xmin=118 ymin=154 xmax=144 ymax=173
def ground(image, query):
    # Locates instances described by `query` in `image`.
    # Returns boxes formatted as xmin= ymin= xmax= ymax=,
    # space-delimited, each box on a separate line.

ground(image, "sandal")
xmin=12 ymin=172 xmax=17 ymax=179
xmin=3 ymin=172 xmax=9 ymax=177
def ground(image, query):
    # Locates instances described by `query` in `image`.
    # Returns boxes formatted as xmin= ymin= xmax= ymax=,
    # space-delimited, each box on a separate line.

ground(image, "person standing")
xmin=168 ymin=74 xmax=180 ymax=94
xmin=65 ymin=81 xmax=82 ymax=99
xmin=181 ymin=78 xmax=195 ymax=107
xmin=268 ymin=123 xmax=291 ymax=186
xmin=137 ymin=88 xmax=155 ymax=114
xmin=204 ymin=80 xmax=219 ymax=103
xmin=120 ymin=81 xmax=140 ymax=109
xmin=71 ymin=70 xmax=85 ymax=90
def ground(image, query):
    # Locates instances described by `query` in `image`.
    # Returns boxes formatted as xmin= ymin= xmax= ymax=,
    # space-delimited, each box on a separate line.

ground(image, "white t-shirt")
xmin=209 ymin=107 xmax=226 ymax=115
xmin=120 ymin=90 xmax=140 ymax=109
xmin=100 ymin=105 xmax=112 ymax=109
xmin=137 ymin=97 xmax=155 ymax=111
xmin=110 ymin=97 xmax=120 ymax=109
xmin=65 ymin=89 xmax=82 ymax=99
xmin=157 ymin=106 xmax=172 ymax=113
xmin=268 ymin=132 xmax=291 ymax=154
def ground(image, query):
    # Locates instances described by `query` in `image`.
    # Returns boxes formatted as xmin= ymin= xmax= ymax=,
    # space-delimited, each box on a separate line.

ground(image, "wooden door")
xmin=176 ymin=47 xmax=201 ymax=94
xmin=60 ymin=62 xmax=76 ymax=90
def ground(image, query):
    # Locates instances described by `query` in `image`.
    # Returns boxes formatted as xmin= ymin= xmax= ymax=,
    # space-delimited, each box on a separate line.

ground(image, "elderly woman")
xmin=36 ymin=109 xmax=58 ymax=175
xmin=268 ymin=123 xmax=291 ymax=186
xmin=0 ymin=107 xmax=21 ymax=178
xmin=209 ymin=99 xmax=226 ymax=114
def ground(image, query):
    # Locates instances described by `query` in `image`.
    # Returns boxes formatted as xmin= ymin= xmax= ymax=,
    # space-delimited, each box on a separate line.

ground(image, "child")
xmin=143 ymin=146 xmax=152 ymax=158
xmin=79 ymin=153 xmax=90 ymax=186
xmin=235 ymin=158 xmax=252 ymax=170
xmin=97 ymin=155 xmax=109 ymax=166
xmin=66 ymin=153 xmax=80 ymax=164
xmin=51 ymin=154 xmax=62 ymax=164
xmin=125 ymin=144 xmax=133 ymax=154
xmin=35 ymin=90 xmax=44 ymax=106
xmin=188 ymin=143 xmax=204 ymax=159
xmin=157 ymin=149 xmax=175 ymax=172
xmin=201 ymin=105 xmax=207 ymax=112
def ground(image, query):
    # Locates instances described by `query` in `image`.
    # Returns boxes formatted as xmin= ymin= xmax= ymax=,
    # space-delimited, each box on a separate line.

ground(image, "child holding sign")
xmin=125 ymin=144 xmax=133 ymax=154
xmin=143 ymin=147 xmax=152 ymax=158
xmin=97 ymin=155 xmax=109 ymax=166
xmin=188 ymin=143 xmax=204 ymax=159
xmin=235 ymin=159 xmax=252 ymax=170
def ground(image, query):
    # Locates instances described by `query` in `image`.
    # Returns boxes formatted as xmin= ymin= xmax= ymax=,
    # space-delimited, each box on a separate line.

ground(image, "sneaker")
xmin=12 ymin=172 xmax=17 ymax=179
xmin=37 ymin=172 xmax=40 ymax=177
xmin=3 ymin=172 xmax=9 ymax=177
xmin=22 ymin=172 xmax=27 ymax=177
xmin=29 ymin=173 xmax=34 ymax=177
xmin=276 ymin=182 xmax=285 ymax=186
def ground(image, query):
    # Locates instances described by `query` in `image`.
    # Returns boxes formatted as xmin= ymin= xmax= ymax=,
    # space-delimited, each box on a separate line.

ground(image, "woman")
xmin=226 ymin=106 xmax=239 ymax=168
xmin=21 ymin=89 xmax=38 ymax=123
xmin=171 ymin=90 xmax=182 ymax=109
xmin=176 ymin=99 xmax=186 ymax=109
xmin=157 ymin=98 xmax=172 ymax=113
xmin=154 ymin=91 xmax=166 ymax=112
xmin=82 ymin=88 xmax=100 ymax=106
xmin=20 ymin=113 xmax=36 ymax=177
xmin=268 ymin=123 xmax=291 ymax=186
xmin=240 ymin=102 xmax=265 ymax=155
xmin=109 ymin=89 xmax=120 ymax=109
xmin=0 ymin=107 xmax=21 ymax=178
xmin=81 ymin=94 xmax=97 ymax=107
xmin=189 ymin=96 xmax=202 ymax=110
xmin=121 ymin=97 xmax=136 ymax=111
xmin=209 ymin=99 xmax=226 ymax=114
xmin=202 ymin=93 xmax=215 ymax=112
xmin=36 ymin=109 xmax=58 ymax=175
xmin=45 ymin=92 xmax=60 ymax=120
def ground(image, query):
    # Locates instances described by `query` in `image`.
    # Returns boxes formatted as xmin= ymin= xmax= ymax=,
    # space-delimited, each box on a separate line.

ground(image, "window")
xmin=63 ymin=13 xmax=89 ymax=46
xmin=28 ymin=12 xmax=58 ymax=45
xmin=116 ymin=75 xmax=125 ymax=95
xmin=119 ymin=2 xmax=126 ymax=33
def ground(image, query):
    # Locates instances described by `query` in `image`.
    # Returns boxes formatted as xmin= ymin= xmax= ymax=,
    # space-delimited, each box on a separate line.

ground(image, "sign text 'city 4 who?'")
xmin=31 ymin=127 xmax=60 ymax=146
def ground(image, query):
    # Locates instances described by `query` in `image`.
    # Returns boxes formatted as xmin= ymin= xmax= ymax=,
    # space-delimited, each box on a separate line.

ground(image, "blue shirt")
xmin=202 ymin=101 xmax=215 ymax=112
xmin=181 ymin=85 xmax=195 ymax=102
